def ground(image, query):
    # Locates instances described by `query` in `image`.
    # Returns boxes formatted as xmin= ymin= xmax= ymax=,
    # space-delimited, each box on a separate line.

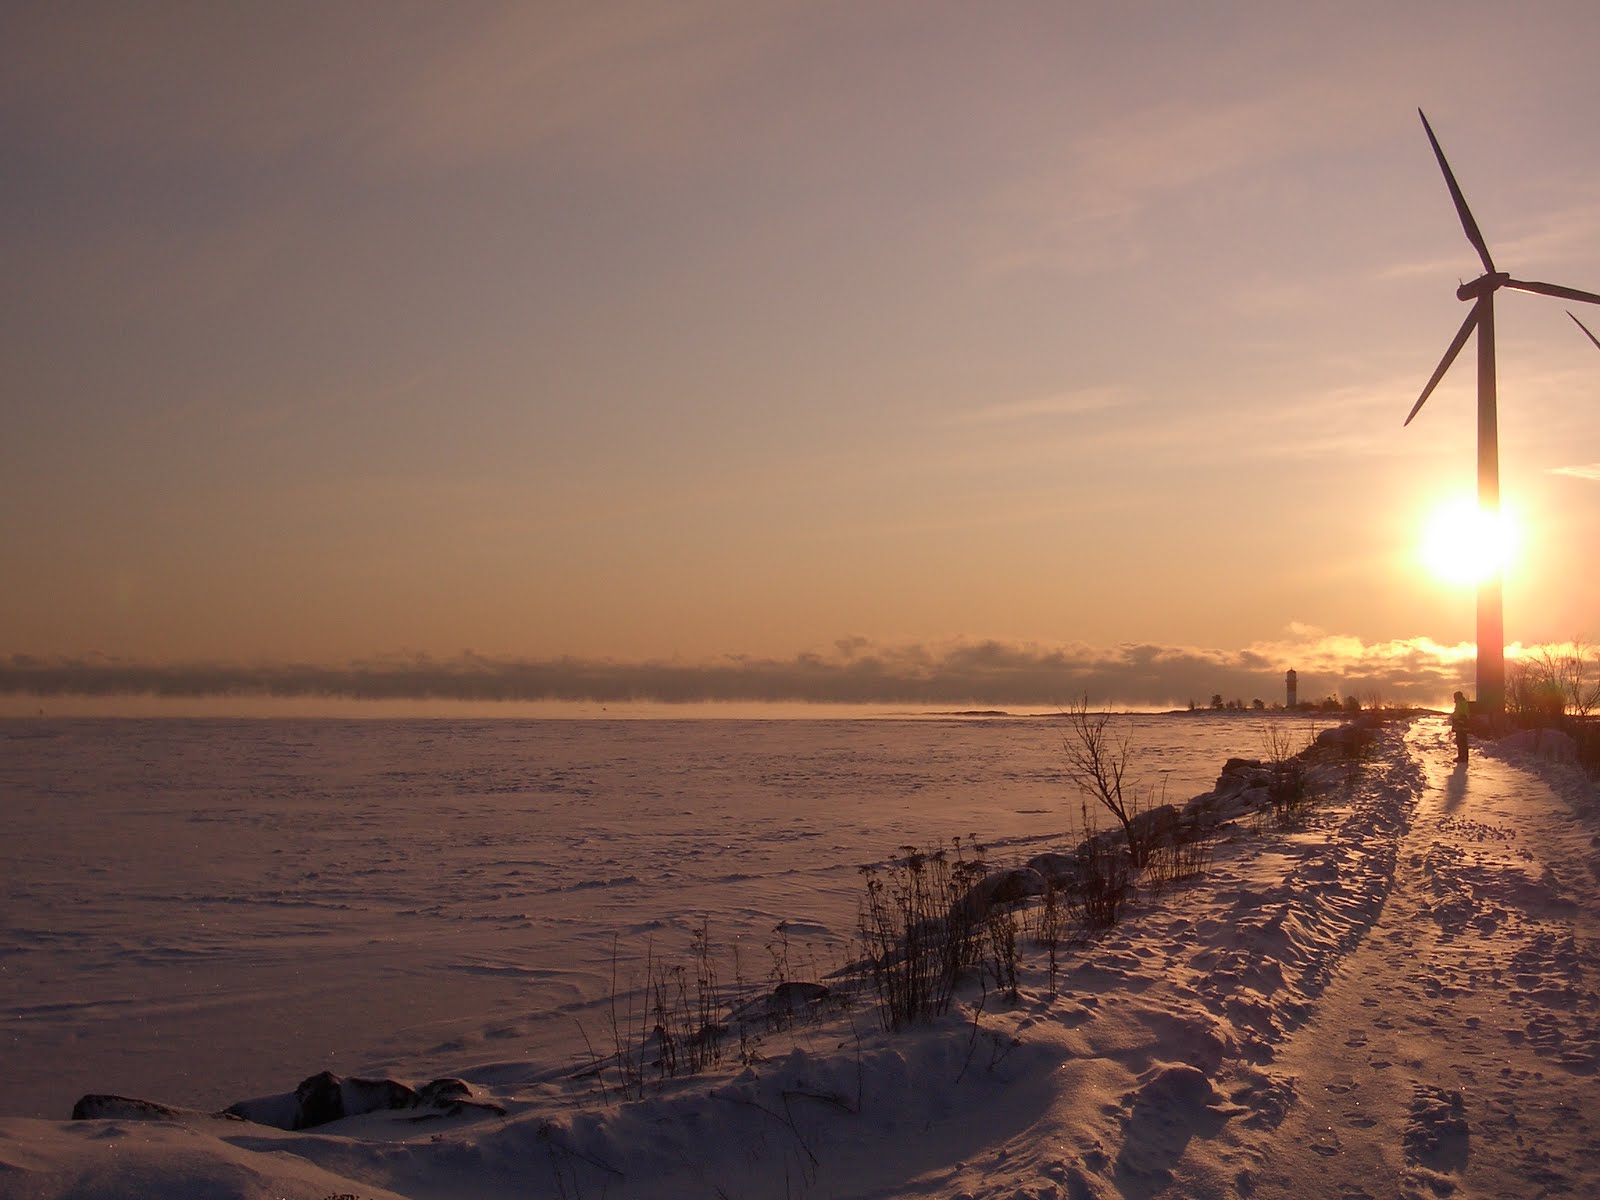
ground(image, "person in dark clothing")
xmin=1450 ymin=691 xmax=1471 ymax=763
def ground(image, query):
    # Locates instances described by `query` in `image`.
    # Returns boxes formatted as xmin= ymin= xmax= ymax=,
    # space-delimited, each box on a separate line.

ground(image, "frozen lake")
xmin=1 ymin=712 xmax=1285 ymax=1120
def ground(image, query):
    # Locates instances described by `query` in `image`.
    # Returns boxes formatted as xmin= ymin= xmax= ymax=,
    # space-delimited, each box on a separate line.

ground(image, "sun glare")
xmin=1419 ymin=497 xmax=1519 ymax=586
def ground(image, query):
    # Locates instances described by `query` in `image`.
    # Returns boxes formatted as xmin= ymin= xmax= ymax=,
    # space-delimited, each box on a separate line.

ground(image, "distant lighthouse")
xmin=1286 ymin=669 xmax=1298 ymax=709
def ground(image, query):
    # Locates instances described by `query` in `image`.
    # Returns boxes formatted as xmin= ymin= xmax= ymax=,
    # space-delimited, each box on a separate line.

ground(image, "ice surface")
xmin=1 ymin=713 xmax=1250 ymax=1120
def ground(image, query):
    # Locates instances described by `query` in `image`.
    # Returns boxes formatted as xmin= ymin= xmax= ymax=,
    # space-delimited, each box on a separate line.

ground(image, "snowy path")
xmin=1222 ymin=718 xmax=1600 ymax=1199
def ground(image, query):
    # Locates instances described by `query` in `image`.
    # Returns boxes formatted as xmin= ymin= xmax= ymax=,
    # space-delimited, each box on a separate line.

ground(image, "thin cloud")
xmin=946 ymin=388 xmax=1126 ymax=426
xmin=1374 ymin=253 xmax=1476 ymax=284
xmin=1492 ymin=197 xmax=1600 ymax=268
xmin=1548 ymin=463 xmax=1600 ymax=480
xmin=364 ymin=2 xmax=792 ymax=172
xmin=1069 ymin=97 xmax=1291 ymax=209
xmin=971 ymin=97 xmax=1291 ymax=277
xmin=1222 ymin=374 xmax=1445 ymax=463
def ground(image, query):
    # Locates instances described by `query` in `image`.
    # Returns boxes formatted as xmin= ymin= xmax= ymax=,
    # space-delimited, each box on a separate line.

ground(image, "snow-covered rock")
xmin=70 ymin=1071 xmax=511 ymax=1133
xmin=1490 ymin=727 xmax=1578 ymax=762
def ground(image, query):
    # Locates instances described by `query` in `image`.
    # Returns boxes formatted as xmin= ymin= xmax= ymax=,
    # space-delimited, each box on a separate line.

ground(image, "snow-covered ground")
xmin=0 ymin=714 xmax=1252 ymax=1122
xmin=3 ymin=715 xmax=1597 ymax=1198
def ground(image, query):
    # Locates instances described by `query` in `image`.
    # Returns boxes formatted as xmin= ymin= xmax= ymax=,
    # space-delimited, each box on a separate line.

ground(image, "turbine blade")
xmin=1571 ymin=311 xmax=1600 ymax=352
xmin=1504 ymin=278 xmax=1600 ymax=306
xmin=1418 ymin=109 xmax=1496 ymax=276
xmin=1405 ymin=303 xmax=1480 ymax=426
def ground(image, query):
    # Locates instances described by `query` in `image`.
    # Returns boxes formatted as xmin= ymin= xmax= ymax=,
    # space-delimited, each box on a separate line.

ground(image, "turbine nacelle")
xmin=1456 ymin=272 xmax=1509 ymax=302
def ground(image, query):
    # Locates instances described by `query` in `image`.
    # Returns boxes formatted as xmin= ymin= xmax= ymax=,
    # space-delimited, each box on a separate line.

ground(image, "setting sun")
xmin=1419 ymin=497 xmax=1520 ymax=586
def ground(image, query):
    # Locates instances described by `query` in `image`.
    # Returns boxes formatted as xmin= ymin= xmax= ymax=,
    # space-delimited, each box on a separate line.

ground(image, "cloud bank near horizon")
xmin=1 ymin=631 xmax=1476 ymax=709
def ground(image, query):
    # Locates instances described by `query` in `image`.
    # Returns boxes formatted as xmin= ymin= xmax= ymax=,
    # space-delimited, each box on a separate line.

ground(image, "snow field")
xmin=0 ymin=715 xmax=1248 ymax=1120
xmin=2 ymin=714 xmax=1596 ymax=1198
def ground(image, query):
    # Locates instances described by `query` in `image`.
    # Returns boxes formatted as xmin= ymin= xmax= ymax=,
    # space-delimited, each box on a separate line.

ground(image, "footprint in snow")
xmin=1404 ymin=1084 xmax=1469 ymax=1173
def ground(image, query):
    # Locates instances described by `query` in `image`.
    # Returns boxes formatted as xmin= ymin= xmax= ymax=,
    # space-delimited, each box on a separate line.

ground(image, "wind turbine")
xmin=1404 ymin=109 xmax=1600 ymax=715
xmin=1570 ymin=311 xmax=1600 ymax=352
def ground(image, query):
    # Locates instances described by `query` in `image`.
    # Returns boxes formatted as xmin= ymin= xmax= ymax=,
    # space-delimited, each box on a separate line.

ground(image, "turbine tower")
xmin=1405 ymin=109 xmax=1600 ymax=715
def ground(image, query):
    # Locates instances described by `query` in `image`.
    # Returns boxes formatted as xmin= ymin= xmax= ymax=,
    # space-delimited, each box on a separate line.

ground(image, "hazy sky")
xmin=4 ymin=1 xmax=1598 ymax=710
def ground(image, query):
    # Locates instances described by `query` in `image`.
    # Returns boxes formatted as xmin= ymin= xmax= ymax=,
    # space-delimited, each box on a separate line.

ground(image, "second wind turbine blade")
xmin=1504 ymin=278 xmax=1600 ymax=307
xmin=1571 ymin=311 xmax=1600 ymax=352
xmin=1406 ymin=302 xmax=1480 ymax=426
xmin=1419 ymin=109 xmax=1496 ymax=277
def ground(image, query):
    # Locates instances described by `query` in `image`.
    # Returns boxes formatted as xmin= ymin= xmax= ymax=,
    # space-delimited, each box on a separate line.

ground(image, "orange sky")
xmin=3 ymin=2 xmax=1598 ymax=710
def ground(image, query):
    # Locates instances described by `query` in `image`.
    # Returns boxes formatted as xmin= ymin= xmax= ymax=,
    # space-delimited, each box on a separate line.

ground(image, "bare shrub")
xmin=857 ymin=842 xmax=986 ymax=1030
xmin=686 ymin=922 xmax=725 ymax=1066
xmin=984 ymin=898 xmax=1021 ymax=1001
xmin=1508 ymin=658 xmax=1567 ymax=720
xmin=587 ymin=920 xmax=848 ymax=1098
xmin=1330 ymin=720 xmax=1377 ymax=795
xmin=1506 ymin=638 xmax=1600 ymax=780
xmin=600 ymin=928 xmax=734 ymax=1096
xmin=606 ymin=938 xmax=645 ymax=1100
xmin=1069 ymin=814 xmax=1133 ymax=933
xmin=1262 ymin=721 xmax=1315 ymax=823
xmin=766 ymin=920 xmax=793 ymax=989
xmin=1059 ymin=696 xmax=1158 ymax=866
xmin=1511 ymin=638 xmax=1600 ymax=721
xmin=1143 ymin=820 xmax=1216 ymax=890
xmin=1032 ymin=879 xmax=1066 ymax=984
xmin=1574 ymin=720 xmax=1600 ymax=780
xmin=1175 ymin=829 xmax=1215 ymax=879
